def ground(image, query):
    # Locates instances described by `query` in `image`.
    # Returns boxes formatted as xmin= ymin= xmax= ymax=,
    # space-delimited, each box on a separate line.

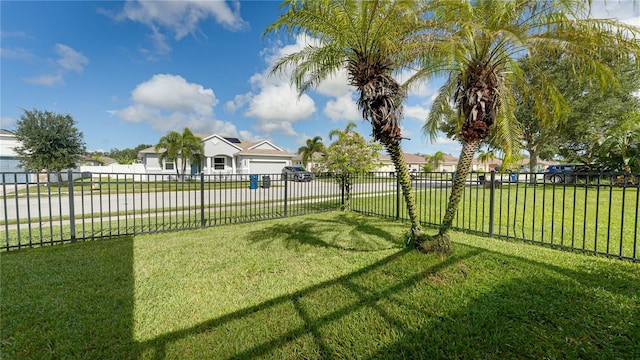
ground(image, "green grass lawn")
xmin=1 ymin=211 xmax=638 ymax=359
xmin=352 ymin=184 xmax=639 ymax=259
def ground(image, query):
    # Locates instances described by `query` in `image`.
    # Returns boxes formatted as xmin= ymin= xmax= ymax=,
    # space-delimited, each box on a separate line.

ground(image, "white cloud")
xmin=315 ymin=68 xmax=353 ymax=97
xmin=1 ymin=116 xmax=17 ymax=129
xmin=131 ymin=74 xmax=217 ymax=116
xmin=324 ymin=92 xmax=360 ymax=121
xmin=22 ymin=43 xmax=88 ymax=87
xmin=0 ymin=47 xmax=33 ymax=60
xmin=55 ymin=43 xmax=89 ymax=72
xmin=404 ymin=104 xmax=430 ymax=122
xmin=109 ymin=0 xmax=247 ymax=55
xmin=433 ymin=136 xmax=458 ymax=145
xmin=112 ymin=74 xmax=238 ymax=135
xmin=25 ymin=74 xmax=64 ymax=86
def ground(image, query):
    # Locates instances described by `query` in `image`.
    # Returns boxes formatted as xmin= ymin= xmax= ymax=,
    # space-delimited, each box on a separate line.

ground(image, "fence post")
xmin=341 ymin=174 xmax=345 ymax=208
xmin=396 ymin=173 xmax=400 ymax=220
xmin=200 ymin=172 xmax=205 ymax=228
xmin=488 ymin=171 xmax=496 ymax=237
xmin=284 ymin=175 xmax=288 ymax=217
xmin=67 ymin=170 xmax=76 ymax=243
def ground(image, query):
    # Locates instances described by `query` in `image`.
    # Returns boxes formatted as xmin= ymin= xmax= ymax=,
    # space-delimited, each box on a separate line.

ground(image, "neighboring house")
xmin=80 ymin=155 xmax=117 ymax=166
xmin=471 ymin=157 xmax=501 ymax=172
xmin=292 ymin=151 xmax=325 ymax=172
xmin=138 ymin=134 xmax=295 ymax=175
xmin=0 ymin=129 xmax=36 ymax=184
xmin=376 ymin=153 xmax=428 ymax=174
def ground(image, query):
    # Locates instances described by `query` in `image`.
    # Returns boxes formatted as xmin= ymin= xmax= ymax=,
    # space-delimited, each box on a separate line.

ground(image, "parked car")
xmin=544 ymin=164 xmax=582 ymax=183
xmin=282 ymin=166 xmax=313 ymax=182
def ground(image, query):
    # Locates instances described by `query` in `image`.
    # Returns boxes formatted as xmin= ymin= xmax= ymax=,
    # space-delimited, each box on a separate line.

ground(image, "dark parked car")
xmin=544 ymin=164 xmax=582 ymax=183
xmin=282 ymin=166 xmax=313 ymax=182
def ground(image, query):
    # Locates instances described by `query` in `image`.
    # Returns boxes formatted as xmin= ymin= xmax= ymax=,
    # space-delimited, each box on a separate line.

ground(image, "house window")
xmin=214 ymin=157 xmax=225 ymax=170
xmin=165 ymin=162 xmax=175 ymax=170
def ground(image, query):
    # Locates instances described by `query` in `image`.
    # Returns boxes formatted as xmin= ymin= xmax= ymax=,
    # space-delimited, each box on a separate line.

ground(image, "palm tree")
xmin=416 ymin=0 xmax=640 ymax=242
xmin=297 ymin=135 xmax=326 ymax=169
xmin=265 ymin=0 xmax=435 ymax=249
xmin=424 ymin=151 xmax=445 ymax=171
xmin=155 ymin=128 xmax=204 ymax=178
xmin=328 ymin=121 xmax=357 ymax=142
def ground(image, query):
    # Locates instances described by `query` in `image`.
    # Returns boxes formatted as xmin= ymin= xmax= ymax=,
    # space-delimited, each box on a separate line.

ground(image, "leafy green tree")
xmin=13 ymin=108 xmax=86 ymax=174
xmin=155 ymin=128 xmax=204 ymax=177
xmin=318 ymin=122 xmax=381 ymax=210
xmin=265 ymin=0 xmax=433 ymax=249
xmin=513 ymin=53 xmax=565 ymax=174
xmin=109 ymin=144 xmax=151 ymax=163
xmin=417 ymin=0 xmax=640 ymax=245
xmin=553 ymin=59 xmax=640 ymax=165
xmin=297 ymin=136 xmax=326 ymax=169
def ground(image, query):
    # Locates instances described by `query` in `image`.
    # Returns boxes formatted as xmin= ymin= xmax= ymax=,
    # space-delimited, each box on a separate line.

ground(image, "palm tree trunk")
xmin=385 ymin=141 xmax=422 ymax=240
xmin=439 ymin=139 xmax=481 ymax=236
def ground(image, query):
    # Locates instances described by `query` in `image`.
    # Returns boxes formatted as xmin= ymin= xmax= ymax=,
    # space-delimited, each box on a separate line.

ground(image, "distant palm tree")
xmin=155 ymin=128 xmax=204 ymax=178
xmin=265 ymin=0 xmax=433 ymax=249
xmin=297 ymin=136 xmax=326 ymax=169
xmin=417 ymin=0 xmax=640 ymax=243
xmin=328 ymin=121 xmax=357 ymax=142
xmin=476 ymin=149 xmax=498 ymax=171
xmin=424 ymin=151 xmax=445 ymax=171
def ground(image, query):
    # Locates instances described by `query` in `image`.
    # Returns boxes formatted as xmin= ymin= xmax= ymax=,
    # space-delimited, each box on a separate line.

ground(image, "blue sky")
xmin=1 ymin=1 xmax=639 ymax=157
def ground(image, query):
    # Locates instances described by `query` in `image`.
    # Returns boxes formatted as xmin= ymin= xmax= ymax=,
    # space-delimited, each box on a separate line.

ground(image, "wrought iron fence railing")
xmin=1 ymin=171 xmax=342 ymax=251
xmin=350 ymin=171 xmax=638 ymax=262
xmin=1 ymin=170 xmax=638 ymax=262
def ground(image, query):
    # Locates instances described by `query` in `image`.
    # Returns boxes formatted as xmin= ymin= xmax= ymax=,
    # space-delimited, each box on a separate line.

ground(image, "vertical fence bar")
xmin=488 ymin=171 xmax=495 ymax=237
xmin=67 ymin=170 xmax=76 ymax=243
xmin=395 ymin=174 xmax=400 ymax=221
xmin=2 ymin=174 xmax=9 ymax=250
xmin=200 ymin=173 xmax=205 ymax=228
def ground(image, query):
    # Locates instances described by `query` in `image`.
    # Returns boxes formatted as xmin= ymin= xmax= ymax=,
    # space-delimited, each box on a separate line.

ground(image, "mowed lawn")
xmin=1 ymin=211 xmax=638 ymax=359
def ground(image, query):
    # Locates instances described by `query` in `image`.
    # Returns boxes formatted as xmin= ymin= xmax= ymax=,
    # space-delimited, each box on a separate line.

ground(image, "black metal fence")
xmin=350 ymin=171 xmax=639 ymax=262
xmin=1 ymin=170 xmax=638 ymax=262
xmin=1 ymin=171 xmax=342 ymax=251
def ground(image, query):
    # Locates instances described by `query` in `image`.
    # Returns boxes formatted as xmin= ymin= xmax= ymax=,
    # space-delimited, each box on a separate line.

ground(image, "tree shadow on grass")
xmin=246 ymin=212 xmax=406 ymax=252
xmin=133 ymin=240 xmax=638 ymax=359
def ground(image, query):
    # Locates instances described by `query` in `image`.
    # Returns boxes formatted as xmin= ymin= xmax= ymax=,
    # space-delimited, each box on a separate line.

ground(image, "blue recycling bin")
xmin=511 ymin=173 xmax=517 ymax=182
xmin=250 ymin=174 xmax=259 ymax=189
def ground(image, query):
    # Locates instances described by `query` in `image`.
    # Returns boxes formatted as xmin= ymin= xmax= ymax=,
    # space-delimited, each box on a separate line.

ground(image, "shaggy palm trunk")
xmin=385 ymin=141 xmax=423 ymax=241
xmin=439 ymin=138 xmax=481 ymax=236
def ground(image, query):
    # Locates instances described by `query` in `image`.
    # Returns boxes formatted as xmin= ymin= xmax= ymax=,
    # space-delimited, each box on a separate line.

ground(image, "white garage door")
xmin=249 ymin=160 xmax=288 ymax=175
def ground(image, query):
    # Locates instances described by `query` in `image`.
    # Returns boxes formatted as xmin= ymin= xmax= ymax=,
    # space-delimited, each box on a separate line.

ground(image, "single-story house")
xmin=292 ymin=151 xmax=325 ymax=172
xmin=80 ymin=155 xmax=117 ymax=166
xmin=0 ymin=129 xmax=36 ymax=184
xmin=138 ymin=134 xmax=295 ymax=175
xmin=375 ymin=153 xmax=429 ymax=174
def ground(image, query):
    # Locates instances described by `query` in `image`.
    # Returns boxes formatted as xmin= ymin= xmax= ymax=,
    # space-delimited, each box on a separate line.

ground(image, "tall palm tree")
xmin=155 ymin=128 xmax=204 ymax=178
xmin=265 ymin=0 xmax=436 ymax=250
xmin=297 ymin=135 xmax=326 ymax=169
xmin=416 ymin=0 xmax=640 ymax=242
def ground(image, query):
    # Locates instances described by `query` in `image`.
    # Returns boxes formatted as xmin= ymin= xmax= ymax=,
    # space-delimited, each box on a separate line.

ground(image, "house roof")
xmin=137 ymin=134 xmax=293 ymax=157
xmin=378 ymin=153 xmax=431 ymax=164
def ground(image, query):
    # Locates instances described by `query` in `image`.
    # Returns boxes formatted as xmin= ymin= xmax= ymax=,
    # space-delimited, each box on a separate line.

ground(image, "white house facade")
xmin=138 ymin=134 xmax=295 ymax=176
xmin=0 ymin=129 xmax=37 ymax=183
